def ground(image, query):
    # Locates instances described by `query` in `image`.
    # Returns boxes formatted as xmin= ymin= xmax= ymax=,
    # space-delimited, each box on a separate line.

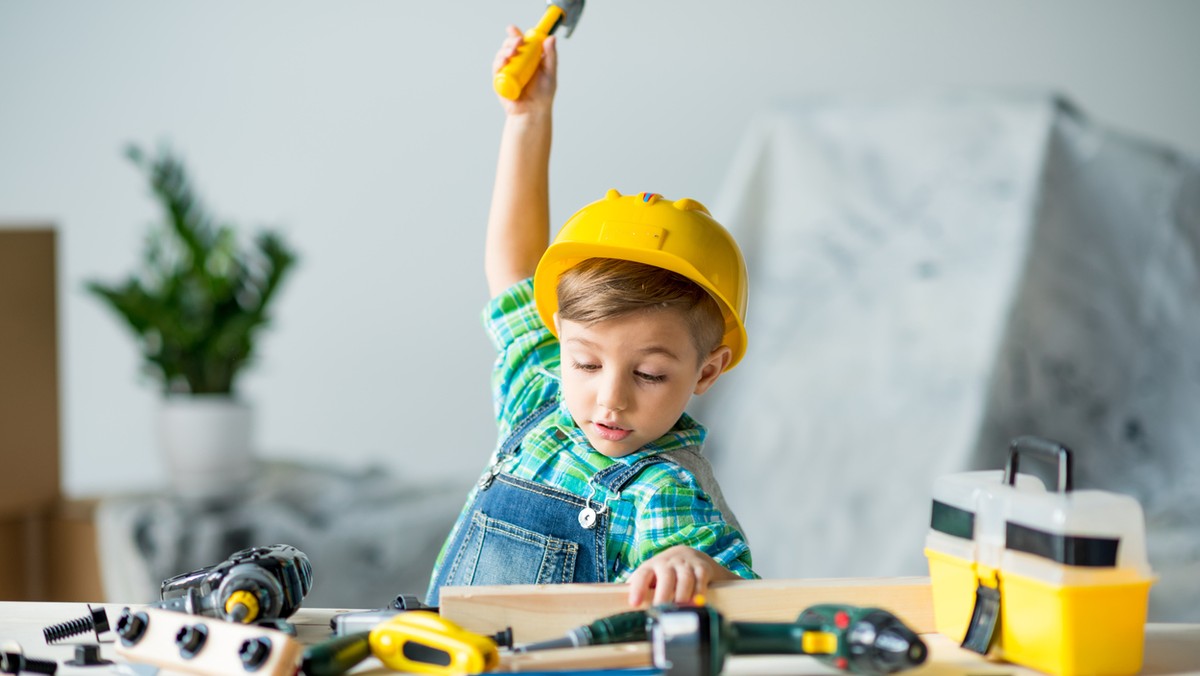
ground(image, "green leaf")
xmin=85 ymin=143 xmax=299 ymax=395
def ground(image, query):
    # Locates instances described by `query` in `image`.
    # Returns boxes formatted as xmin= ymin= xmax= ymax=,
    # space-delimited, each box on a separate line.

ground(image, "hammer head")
xmin=549 ymin=0 xmax=585 ymax=37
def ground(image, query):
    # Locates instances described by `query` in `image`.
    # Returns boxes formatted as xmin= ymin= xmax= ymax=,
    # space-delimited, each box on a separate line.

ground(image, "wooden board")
xmin=440 ymin=576 xmax=934 ymax=644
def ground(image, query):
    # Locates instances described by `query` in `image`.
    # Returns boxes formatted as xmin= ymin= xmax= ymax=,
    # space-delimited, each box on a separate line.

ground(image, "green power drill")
xmin=517 ymin=602 xmax=927 ymax=675
xmin=650 ymin=603 xmax=927 ymax=675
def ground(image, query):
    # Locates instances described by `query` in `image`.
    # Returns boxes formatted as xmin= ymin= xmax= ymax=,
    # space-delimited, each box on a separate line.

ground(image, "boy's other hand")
xmin=626 ymin=545 xmax=739 ymax=607
xmin=493 ymin=25 xmax=558 ymax=115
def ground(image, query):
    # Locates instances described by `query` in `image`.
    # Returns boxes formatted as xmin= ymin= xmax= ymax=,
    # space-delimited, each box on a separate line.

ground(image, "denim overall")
xmin=426 ymin=400 xmax=674 ymax=605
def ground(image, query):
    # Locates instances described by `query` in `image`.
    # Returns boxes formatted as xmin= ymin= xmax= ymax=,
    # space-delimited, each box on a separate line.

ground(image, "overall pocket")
xmin=444 ymin=510 xmax=579 ymax=587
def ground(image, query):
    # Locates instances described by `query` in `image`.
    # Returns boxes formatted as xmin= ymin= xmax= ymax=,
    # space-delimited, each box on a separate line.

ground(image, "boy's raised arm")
xmin=485 ymin=27 xmax=559 ymax=298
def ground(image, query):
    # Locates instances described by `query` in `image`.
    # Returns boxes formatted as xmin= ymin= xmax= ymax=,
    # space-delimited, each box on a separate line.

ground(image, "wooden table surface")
xmin=0 ymin=602 xmax=1196 ymax=675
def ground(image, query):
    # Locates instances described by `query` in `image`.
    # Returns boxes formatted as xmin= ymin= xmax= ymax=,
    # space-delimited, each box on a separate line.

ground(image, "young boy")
xmin=426 ymin=28 xmax=756 ymax=608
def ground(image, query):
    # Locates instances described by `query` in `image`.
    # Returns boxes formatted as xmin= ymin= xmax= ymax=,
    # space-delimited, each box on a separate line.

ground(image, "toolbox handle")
xmin=1004 ymin=436 xmax=1073 ymax=492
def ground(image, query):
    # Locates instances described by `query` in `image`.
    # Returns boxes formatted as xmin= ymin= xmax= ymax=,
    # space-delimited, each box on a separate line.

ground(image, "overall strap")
xmin=497 ymin=399 xmax=559 ymax=459
xmin=591 ymin=455 xmax=673 ymax=493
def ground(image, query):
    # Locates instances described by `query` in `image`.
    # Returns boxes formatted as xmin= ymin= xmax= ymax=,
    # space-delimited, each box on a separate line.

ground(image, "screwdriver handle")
xmin=585 ymin=609 xmax=652 ymax=644
xmin=368 ymin=611 xmax=499 ymax=675
xmin=301 ymin=631 xmax=372 ymax=676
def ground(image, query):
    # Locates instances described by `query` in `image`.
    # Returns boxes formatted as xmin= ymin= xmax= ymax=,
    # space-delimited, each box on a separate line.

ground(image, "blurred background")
xmin=1 ymin=1 xmax=1197 ymax=618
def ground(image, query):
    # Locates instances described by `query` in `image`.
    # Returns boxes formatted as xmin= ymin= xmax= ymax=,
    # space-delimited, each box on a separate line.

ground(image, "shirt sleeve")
xmin=482 ymin=278 xmax=561 ymax=436
xmin=621 ymin=466 xmax=758 ymax=581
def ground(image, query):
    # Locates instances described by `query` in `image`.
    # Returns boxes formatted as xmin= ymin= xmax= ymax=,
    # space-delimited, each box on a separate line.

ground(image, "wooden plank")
xmin=440 ymin=576 xmax=934 ymax=644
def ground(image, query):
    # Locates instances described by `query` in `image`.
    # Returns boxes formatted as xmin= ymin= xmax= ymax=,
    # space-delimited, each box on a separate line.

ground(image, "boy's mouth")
xmin=593 ymin=421 xmax=632 ymax=442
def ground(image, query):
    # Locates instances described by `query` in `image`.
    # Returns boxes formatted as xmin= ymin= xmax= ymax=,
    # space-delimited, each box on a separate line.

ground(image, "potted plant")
xmin=87 ymin=143 xmax=298 ymax=501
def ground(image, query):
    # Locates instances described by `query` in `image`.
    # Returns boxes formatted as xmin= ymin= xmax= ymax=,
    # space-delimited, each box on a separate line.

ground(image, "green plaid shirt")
xmin=434 ymin=278 xmax=756 ymax=582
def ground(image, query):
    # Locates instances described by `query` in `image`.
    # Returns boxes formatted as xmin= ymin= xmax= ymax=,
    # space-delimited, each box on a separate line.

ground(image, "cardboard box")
xmin=0 ymin=227 xmax=60 ymax=517
xmin=0 ymin=227 xmax=101 ymax=601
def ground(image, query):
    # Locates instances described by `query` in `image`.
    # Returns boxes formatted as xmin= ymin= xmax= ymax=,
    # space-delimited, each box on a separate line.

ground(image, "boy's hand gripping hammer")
xmin=494 ymin=0 xmax=585 ymax=100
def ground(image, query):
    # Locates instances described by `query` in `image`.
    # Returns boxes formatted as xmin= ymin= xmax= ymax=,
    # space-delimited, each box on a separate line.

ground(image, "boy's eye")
xmin=635 ymin=371 xmax=667 ymax=384
xmin=572 ymin=361 xmax=600 ymax=372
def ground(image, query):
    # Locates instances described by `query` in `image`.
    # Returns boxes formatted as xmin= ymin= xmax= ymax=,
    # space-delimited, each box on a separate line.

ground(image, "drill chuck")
xmin=839 ymin=608 xmax=927 ymax=673
xmin=793 ymin=605 xmax=927 ymax=674
xmin=224 ymin=589 xmax=260 ymax=624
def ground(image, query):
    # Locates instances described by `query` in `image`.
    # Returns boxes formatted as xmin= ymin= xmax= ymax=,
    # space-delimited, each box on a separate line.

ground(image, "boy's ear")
xmin=553 ymin=312 xmax=561 ymax=335
xmin=694 ymin=345 xmax=733 ymax=395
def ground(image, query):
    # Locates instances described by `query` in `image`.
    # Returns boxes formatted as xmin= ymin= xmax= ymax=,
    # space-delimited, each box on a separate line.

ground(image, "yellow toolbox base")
xmin=998 ymin=570 xmax=1151 ymax=676
xmin=926 ymin=548 xmax=1152 ymax=676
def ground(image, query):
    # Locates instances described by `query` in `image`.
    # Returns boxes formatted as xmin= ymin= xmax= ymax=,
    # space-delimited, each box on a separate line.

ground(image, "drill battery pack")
xmin=923 ymin=436 xmax=1155 ymax=676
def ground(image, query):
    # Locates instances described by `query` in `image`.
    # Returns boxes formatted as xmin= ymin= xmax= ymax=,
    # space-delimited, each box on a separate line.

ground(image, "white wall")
xmin=1 ymin=0 xmax=1198 ymax=498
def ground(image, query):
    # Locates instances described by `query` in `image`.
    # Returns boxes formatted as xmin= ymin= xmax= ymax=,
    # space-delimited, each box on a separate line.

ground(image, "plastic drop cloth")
xmin=693 ymin=93 xmax=1200 ymax=622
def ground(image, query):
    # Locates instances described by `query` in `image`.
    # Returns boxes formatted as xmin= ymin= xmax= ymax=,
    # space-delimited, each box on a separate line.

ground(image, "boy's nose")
xmin=596 ymin=376 xmax=628 ymax=412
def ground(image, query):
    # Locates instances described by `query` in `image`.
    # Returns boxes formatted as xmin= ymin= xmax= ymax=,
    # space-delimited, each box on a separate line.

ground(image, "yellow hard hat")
xmin=534 ymin=189 xmax=748 ymax=369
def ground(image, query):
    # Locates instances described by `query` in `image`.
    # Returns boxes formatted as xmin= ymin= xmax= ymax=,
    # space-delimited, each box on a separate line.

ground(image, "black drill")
xmin=154 ymin=544 xmax=314 ymax=624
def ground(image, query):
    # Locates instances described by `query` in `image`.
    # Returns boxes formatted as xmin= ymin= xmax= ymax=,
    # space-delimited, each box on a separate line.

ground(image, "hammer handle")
xmin=493 ymin=5 xmax=564 ymax=100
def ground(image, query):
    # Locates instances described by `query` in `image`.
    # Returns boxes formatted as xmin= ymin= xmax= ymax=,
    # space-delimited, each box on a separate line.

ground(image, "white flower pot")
xmin=157 ymin=395 xmax=256 ymax=501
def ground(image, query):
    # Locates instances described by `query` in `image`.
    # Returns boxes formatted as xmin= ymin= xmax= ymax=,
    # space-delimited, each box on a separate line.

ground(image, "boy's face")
xmin=556 ymin=308 xmax=730 ymax=458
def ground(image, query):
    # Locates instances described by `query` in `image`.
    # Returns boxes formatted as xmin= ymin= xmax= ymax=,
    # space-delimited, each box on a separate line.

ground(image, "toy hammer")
xmin=494 ymin=0 xmax=585 ymax=100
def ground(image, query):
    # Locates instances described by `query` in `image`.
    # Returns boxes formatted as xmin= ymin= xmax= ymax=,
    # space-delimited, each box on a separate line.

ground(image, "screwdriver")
xmin=304 ymin=621 xmax=514 ymax=676
xmin=301 ymin=631 xmax=373 ymax=676
xmin=513 ymin=608 xmax=652 ymax=652
xmin=370 ymin=611 xmax=501 ymax=675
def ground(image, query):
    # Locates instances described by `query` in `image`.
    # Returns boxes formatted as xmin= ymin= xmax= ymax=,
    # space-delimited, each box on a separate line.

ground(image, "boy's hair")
xmin=556 ymin=257 xmax=726 ymax=361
